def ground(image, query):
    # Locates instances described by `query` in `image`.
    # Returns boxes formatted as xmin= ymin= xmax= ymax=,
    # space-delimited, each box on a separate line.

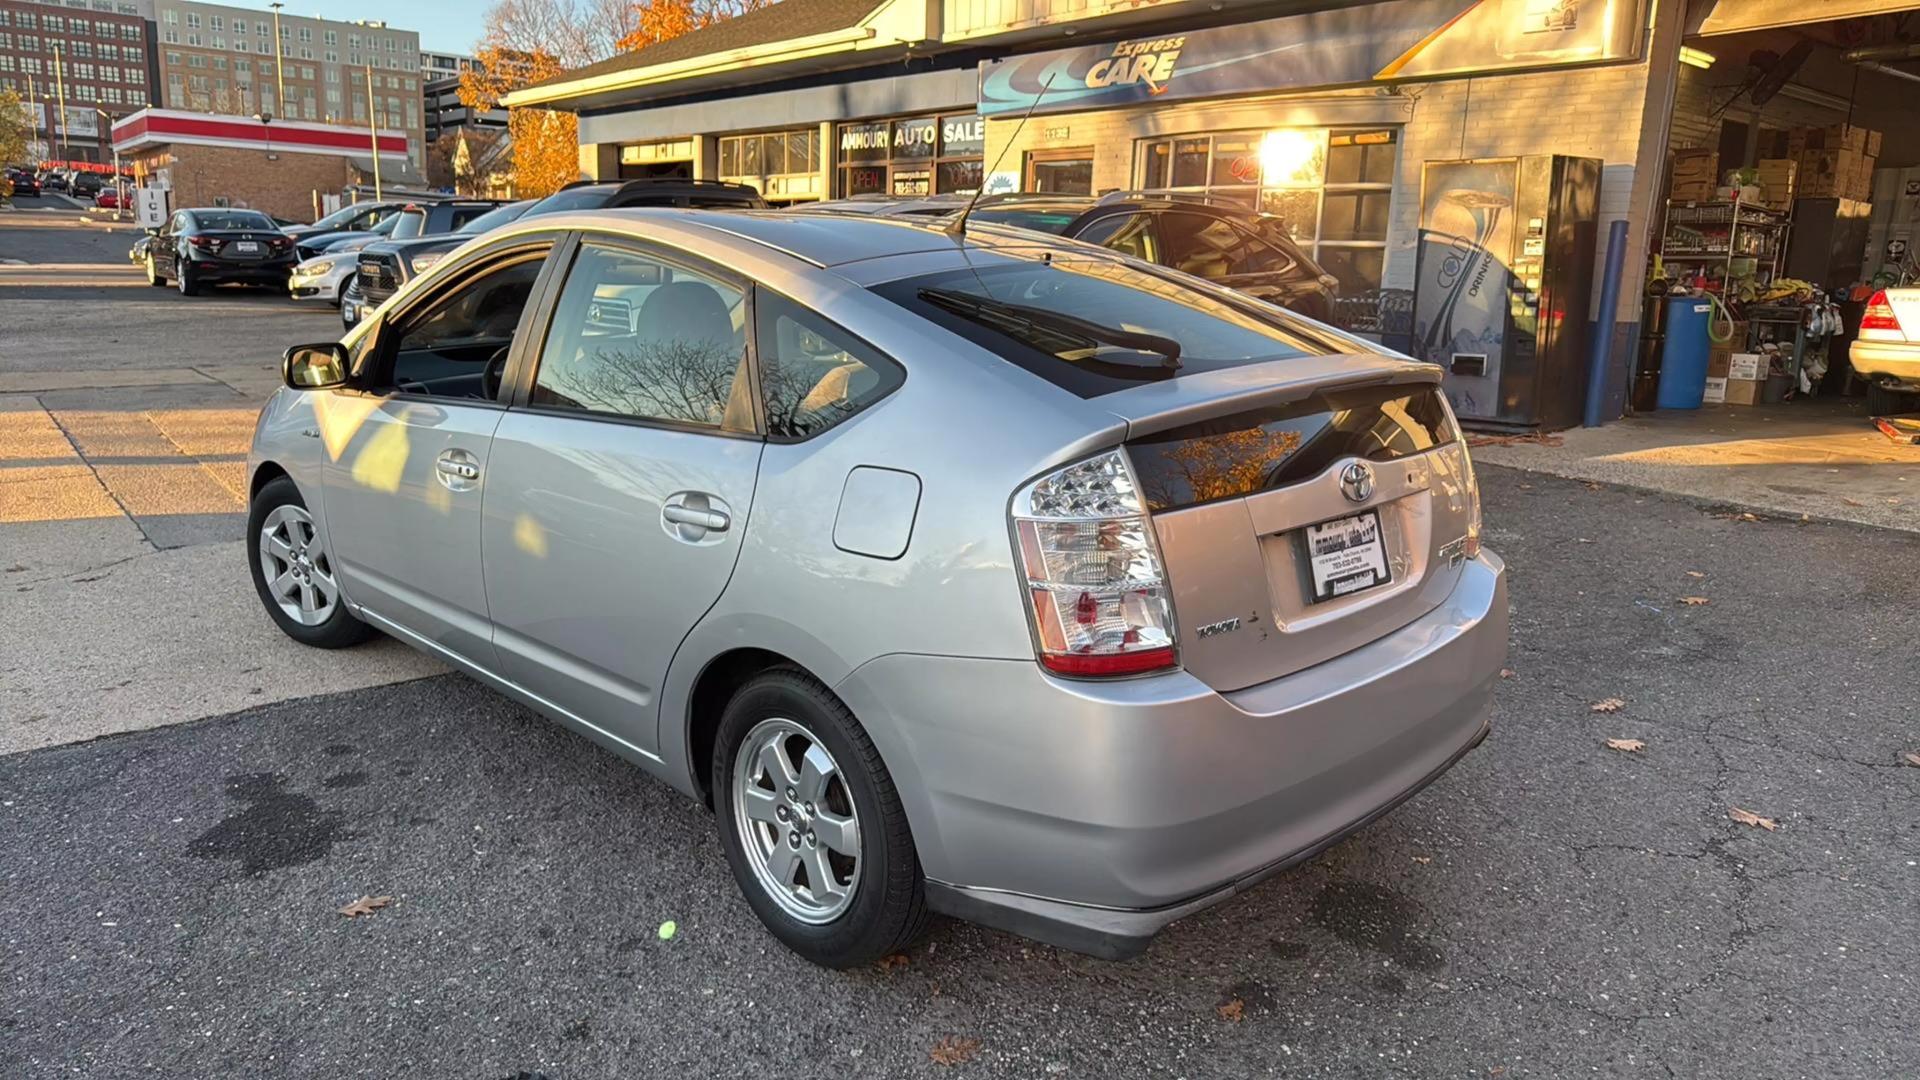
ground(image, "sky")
xmin=216 ymin=1 xmax=487 ymax=56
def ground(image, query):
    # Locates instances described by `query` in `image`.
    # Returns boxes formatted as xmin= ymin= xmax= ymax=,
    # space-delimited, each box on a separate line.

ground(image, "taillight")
xmin=1860 ymin=290 xmax=1901 ymax=334
xmin=1438 ymin=396 xmax=1481 ymax=561
xmin=1011 ymin=450 xmax=1178 ymax=678
xmin=187 ymin=235 xmax=214 ymax=250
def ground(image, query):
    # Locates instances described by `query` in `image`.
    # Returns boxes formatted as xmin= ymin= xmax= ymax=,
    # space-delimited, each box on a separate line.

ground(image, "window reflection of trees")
xmin=1141 ymin=427 xmax=1304 ymax=510
xmin=542 ymin=335 xmax=747 ymax=428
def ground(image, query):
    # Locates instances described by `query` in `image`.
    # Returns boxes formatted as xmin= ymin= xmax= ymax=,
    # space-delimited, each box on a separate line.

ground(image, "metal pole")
xmin=365 ymin=63 xmax=382 ymax=200
xmin=52 ymin=45 xmax=69 ymax=161
xmin=270 ymin=3 xmax=287 ymax=116
xmin=1584 ymin=218 xmax=1631 ymax=429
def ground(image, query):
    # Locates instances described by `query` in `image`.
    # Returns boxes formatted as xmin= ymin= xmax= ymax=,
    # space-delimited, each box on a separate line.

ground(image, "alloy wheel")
xmin=257 ymin=503 xmax=338 ymax=626
xmin=731 ymin=717 xmax=863 ymax=924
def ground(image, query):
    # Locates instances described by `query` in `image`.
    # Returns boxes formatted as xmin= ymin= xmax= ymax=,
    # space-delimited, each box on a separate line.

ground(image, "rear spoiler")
xmin=1097 ymin=354 xmax=1442 ymax=440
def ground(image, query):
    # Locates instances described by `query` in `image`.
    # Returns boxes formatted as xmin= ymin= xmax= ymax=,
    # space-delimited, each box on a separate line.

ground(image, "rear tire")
xmin=176 ymin=260 xmax=199 ymax=296
xmin=713 ymin=669 xmax=930 ymax=968
xmin=1865 ymin=381 xmax=1916 ymax=416
xmin=247 ymin=476 xmax=373 ymax=649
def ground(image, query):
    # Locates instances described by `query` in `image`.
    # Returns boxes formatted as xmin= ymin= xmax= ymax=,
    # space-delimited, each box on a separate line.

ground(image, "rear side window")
xmin=873 ymin=257 xmax=1330 ymax=398
xmin=1127 ymin=384 xmax=1456 ymax=511
xmin=530 ymin=242 xmax=754 ymax=432
xmin=965 ymin=207 xmax=1083 ymax=234
xmin=754 ymin=291 xmax=903 ymax=440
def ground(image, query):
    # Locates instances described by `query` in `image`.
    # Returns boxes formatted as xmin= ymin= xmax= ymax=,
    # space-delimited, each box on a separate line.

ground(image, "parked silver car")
xmin=248 ymin=209 xmax=1507 ymax=967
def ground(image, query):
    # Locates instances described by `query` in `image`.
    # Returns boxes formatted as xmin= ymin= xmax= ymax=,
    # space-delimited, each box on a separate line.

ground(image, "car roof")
xmin=514 ymin=208 xmax=1087 ymax=269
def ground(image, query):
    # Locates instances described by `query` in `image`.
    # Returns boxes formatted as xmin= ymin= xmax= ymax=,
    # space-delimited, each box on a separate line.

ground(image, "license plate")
xmin=235 ymin=241 xmax=260 ymax=254
xmin=342 ymin=302 xmax=358 ymax=322
xmin=1302 ymin=510 xmax=1390 ymax=602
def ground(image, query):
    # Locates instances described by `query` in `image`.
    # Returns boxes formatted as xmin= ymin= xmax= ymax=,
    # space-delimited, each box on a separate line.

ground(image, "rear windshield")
xmin=1128 ymin=384 xmax=1456 ymax=511
xmin=965 ymin=207 xmax=1084 ymax=234
xmin=872 ymin=258 xmax=1328 ymax=398
xmin=524 ymin=186 xmax=616 ymax=216
xmin=193 ymin=211 xmax=275 ymax=230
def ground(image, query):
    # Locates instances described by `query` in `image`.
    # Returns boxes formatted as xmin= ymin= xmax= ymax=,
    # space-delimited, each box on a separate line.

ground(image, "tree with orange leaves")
xmin=462 ymin=0 xmax=774 ymax=197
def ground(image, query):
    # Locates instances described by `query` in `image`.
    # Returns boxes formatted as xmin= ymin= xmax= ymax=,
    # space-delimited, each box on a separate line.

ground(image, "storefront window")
xmin=719 ymin=128 xmax=822 ymax=203
xmin=836 ymin=113 xmax=984 ymax=197
xmin=1137 ymin=128 xmax=1395 ymax=293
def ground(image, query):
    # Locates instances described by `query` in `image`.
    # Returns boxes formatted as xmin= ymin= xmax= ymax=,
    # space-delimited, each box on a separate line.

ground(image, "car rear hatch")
xmin=197 ymin=230 xmax=290 ymax=264
xmin=1104 ymin=358 xmax=1478 ymax=693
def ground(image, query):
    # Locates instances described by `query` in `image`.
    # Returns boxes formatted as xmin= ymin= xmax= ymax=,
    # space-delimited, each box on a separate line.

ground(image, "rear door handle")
xmin=662 ymin=505 xmax=730 ymax=531
xmin=435 ymin=458 xmax=479 ymax=480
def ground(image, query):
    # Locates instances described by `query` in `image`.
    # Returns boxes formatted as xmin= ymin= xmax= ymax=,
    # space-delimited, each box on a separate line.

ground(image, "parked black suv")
xmin=344 ymin=199 xmax=532 ymax=325
xmin=343 ymin=180 xmax=768 ymax=328
xmin=965 ymin=192 xmax=1339 ymax=323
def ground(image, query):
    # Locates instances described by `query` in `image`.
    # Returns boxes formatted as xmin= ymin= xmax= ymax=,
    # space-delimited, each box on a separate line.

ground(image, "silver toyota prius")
xmin=247 ymin=209 xmax=1508 ymax=968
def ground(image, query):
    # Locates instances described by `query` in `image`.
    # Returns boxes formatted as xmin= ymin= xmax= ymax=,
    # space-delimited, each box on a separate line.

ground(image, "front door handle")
xmin=434 ymin=450 xmax=481 ymax=491
xmin=662 ymin=504 xmax=730 ymax=532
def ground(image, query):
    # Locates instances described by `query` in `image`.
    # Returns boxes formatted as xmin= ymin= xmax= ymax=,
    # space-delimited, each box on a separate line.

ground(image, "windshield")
xmin=388 ymin=211 xmax=426 ymax=240
xmin=311 ymin=203 xmax=378 ymax=230
xmin=368 ymin=215 xmax=400 ymax=235
xmin=192 ymin=211 xmax=276 ymax=231
xmin=965 ymin=207 xmax=1087 ymax=234
xmin=874 ymin=256 xmax=1329 ymax=398
xmin=457 ymin=200 xmax=533 ymax=235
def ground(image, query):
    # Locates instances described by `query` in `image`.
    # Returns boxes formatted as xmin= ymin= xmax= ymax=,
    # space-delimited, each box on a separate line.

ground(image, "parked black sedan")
xmin=5 ymin=168 xmax=40 ymax=197
xmin=142 ymin=208 xmax=298 ymax=296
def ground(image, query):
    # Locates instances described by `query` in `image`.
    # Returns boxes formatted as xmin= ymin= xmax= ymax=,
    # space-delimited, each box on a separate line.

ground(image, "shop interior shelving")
xmin=1659 ymin=195 xmax=1792 ymax=286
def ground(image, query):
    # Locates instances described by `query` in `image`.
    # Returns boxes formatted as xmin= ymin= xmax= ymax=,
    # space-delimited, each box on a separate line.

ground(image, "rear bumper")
xmin=836 ymin=553 xmax=1508 ymax=958
xmin=1850 ymin=339 xmax=1920 ymax=386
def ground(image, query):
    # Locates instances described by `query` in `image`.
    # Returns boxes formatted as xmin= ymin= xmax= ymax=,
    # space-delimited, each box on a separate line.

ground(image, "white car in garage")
xmin=1852 ymin=288 xmax=1920 ymax=413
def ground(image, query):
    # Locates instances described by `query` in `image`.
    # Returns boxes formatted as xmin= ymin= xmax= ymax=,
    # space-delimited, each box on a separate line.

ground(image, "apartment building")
xmin=0 ymin=0 xmax=157 ymax=162
xmin=149 ymin=0 xmax=422 ymax=169
xmin=419 ymin=49 xmax=476 ymax=83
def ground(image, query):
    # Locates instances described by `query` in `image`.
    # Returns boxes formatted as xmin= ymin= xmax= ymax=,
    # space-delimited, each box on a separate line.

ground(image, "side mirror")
xmin=283 ymin=342 xmax=351 ymax=390
xmin=144 ymin=226 xmax=160 ymax=236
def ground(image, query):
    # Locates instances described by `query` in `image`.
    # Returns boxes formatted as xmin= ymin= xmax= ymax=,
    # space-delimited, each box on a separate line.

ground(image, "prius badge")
xmin=1339 ymin=461 xmax=1376 ymax=503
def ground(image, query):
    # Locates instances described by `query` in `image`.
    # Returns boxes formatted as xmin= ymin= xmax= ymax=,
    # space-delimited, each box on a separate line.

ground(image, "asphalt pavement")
xmin=4 ymin=202 xmax=1918 ymax=1079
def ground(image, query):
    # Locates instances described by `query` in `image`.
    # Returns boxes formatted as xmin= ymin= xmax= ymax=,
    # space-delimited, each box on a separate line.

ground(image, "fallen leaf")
xmin=1605 ymin=738 xmax=1646 ymax=753
xmin=1901 ymin=752 xmax=1920 ymax=768
xmin=1412 ymin=855 xmax=1432 ymax=865
xmin=657 ymin=920 xmax=677 ymax=941
xmin=875 ymin=952 xmax=911 ymax=973
xmin=1738 ymin=512 xmax=1759 ymax=522
xmin=1584 ymin=481 xmax=1603 ymax=491
xmin=1685 ymin=570 xmax=1705 ymax=578
xmin=337 ymin=895 xmax=392 ymax=918
xmin=1590 ymin=698 xmax=1626 ymax=713
xmin=1728 ymin=807 xmax=1778 ymax=831
xmin=1216 ymin=998 xmax=1245 ymax=1023
xmin=1678 ymin=596 xmax=1711 ymax=606
xmin=1499 ymin=668 xmax=1516 ymax=680
xmin=1841 ymin=497 xmax=1864 ymax=507
xmin=929 ymin=1036 xmax=981 ymax=1066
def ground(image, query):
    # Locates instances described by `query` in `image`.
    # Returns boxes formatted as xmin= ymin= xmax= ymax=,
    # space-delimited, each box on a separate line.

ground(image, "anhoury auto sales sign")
xmin=975 ymin=0 xmax=1645 ymax=116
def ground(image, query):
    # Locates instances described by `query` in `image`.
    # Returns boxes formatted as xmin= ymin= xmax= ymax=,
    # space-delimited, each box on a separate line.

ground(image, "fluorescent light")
xmin=1679 ymin=46 xmax=1716 ymax=69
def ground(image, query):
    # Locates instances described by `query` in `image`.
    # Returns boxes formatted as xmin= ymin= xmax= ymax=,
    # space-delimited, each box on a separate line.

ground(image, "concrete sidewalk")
xmin=1472 ymin=397 xmax=1920 ymax=532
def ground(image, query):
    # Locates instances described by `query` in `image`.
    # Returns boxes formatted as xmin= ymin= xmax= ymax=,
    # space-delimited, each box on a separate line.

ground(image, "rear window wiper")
xmin=918 ymin=287 xmax=1182 ymax=371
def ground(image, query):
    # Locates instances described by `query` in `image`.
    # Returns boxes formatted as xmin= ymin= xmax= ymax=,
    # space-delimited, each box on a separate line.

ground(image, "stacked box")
xmin=1754 ymin=158 xmax=1796 ymax=208
xmin=1798 ymin=148 xmax=1857 ymax=198
xmin=1671 ymin=148 xmax=1718 ymax=201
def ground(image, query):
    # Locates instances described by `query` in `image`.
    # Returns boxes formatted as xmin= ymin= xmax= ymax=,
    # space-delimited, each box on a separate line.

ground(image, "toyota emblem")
xmin=1339 ymin=461 xmax=1375 ymax=503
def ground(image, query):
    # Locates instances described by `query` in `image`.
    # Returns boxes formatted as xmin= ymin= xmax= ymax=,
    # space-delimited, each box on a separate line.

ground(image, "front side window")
xmin=531 ymin=242 xmax=752 ymax=431
xmin=374 ymin=251 xmax=547 ymax=398
xmin=755 ymin=291 xmax=902 ymax=440
xmin=1158 ymin=212 xmax=1293 ymax=279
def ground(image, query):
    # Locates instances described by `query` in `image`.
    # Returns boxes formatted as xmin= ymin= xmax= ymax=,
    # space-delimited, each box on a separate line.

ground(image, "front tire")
xmin=713 ymin=669 xmax=929 ymax=968
xmin=145 ymin=254 xmax=165 ymax=287
xmin=247 ymin=476 xmax=372 ymax=649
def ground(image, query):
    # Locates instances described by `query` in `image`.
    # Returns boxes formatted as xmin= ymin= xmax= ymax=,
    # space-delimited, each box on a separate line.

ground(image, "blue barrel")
xmin=1655 ymin=296 xmax=1714 ymax=410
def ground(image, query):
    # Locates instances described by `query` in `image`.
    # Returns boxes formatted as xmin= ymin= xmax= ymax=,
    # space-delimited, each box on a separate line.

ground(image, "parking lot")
xmin=4 ymin=206 xmax=1919 ymax=1078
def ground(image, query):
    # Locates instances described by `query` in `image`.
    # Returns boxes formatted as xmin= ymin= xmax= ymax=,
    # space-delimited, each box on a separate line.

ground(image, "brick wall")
xmin=136 ymin=144 xmax=350 ymax=222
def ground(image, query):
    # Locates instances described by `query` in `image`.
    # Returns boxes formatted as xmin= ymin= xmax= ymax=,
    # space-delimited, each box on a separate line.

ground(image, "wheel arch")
xmin=249 ymin=460 xmax=291 ymax=502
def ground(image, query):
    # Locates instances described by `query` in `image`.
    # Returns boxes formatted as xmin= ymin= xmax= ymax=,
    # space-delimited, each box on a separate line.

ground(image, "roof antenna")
xmin=945 ymin=70 xmax=1057 ymax=239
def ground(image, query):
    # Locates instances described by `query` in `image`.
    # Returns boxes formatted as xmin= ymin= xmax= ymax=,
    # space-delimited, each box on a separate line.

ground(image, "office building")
xmin=0 ymin=0 xmax=157 ymax=163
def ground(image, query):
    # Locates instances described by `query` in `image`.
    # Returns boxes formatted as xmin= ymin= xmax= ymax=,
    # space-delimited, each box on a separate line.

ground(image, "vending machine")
xmin=1413 ymin=155 xmax=1602 ymax=430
